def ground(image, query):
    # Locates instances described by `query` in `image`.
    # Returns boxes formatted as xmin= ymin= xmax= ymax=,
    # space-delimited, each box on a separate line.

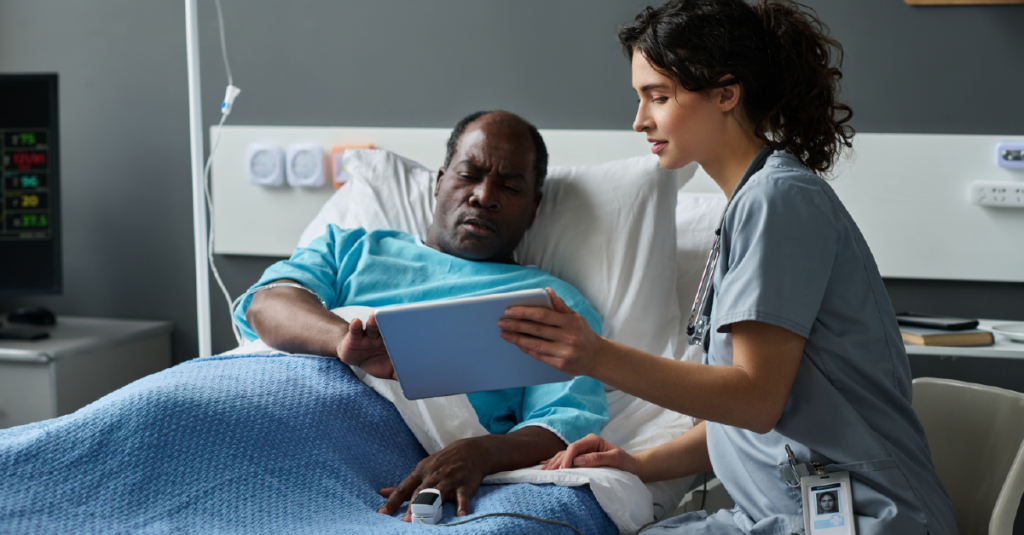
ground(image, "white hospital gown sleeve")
xmin=714 ymin=177 xmax=837 ymax=339
xmin=233 ymin=225 xmax=364 ymax=341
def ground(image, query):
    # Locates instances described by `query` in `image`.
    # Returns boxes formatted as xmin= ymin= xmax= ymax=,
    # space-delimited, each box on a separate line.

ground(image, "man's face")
xmin=427 ymin=115 xmax=542 ymax=263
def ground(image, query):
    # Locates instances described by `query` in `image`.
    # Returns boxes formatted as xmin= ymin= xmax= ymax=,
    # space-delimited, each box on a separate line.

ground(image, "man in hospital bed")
xmin=235 ymin=110 xmax=608 ymax=521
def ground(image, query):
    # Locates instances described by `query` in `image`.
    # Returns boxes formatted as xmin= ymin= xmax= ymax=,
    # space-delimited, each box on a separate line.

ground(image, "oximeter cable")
xmin=438 ymin=512 xmax=584 ymax=534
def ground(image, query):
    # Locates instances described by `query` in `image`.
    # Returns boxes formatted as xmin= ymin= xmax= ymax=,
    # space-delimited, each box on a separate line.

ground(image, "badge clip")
xmin=785 ymin=445 xmax=857 ymax=535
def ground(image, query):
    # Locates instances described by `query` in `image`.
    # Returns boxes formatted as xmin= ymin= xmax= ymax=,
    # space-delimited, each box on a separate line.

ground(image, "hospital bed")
xmin=281 ymin=147 xmax=726 ymax=531
xmin=0 ymin=146 xmax=724 ymax=534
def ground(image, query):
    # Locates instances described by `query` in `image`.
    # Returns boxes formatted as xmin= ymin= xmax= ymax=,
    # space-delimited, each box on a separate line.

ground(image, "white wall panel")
xmin=212 ymin=127 xmax=1024 ymax=282
xmin=210 ymin=126 xmax=652 ymax=257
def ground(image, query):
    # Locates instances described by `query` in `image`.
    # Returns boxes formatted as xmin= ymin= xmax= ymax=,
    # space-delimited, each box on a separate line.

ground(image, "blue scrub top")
xmin=704 ymin=150 xmax=958 ymax=534
xmin=234 ymin=226 xmax=608 ymax=445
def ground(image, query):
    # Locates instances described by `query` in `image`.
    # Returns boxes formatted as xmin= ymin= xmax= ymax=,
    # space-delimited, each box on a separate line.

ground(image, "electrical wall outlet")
xmin=970 ymin=180 xmax=1024 ymax=208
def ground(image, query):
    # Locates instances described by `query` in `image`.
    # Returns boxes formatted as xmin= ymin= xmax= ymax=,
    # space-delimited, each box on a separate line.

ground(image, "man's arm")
xmin=246 ymin=280 xmax=396 ymax=379
xmin=378 ymin=426 xmax=564 ymax=520
xmin=247 ymin=281 xmax=346 ymax=357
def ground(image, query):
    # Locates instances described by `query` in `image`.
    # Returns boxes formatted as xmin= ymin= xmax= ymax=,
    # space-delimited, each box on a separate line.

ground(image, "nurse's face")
xmin=820 ymin=494 xmax=835 ymax=512
xmin=631 ymin=51 xmax=730 ymax=170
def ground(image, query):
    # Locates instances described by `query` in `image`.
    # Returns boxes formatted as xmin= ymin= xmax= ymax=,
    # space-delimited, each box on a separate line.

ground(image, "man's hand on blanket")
xmin=499 ymin=288 xmax=609 ymax=377
xmin=541 ymin=433 xmax=638 ymax=474
xmin=337 ymin=314 xmax=396 ymax=380
xmin=378 ymin=427 xmax=566 ymax=521
xmin=378 ymin=437 xmax=490 ymax=520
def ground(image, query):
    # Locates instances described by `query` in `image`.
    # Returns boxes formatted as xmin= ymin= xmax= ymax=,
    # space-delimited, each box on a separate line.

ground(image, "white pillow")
xmin=297 ymin=150 xmax=434 ymax=248
xmin=301 ymin=149 xmax=694 ymax=363
xmin=297 ymin=185 xmax=353 ymax=249
xmin=519 ymin=156 xmax=688 ymax=363
xmin=341 ymin=150 xmax=437 ymax=239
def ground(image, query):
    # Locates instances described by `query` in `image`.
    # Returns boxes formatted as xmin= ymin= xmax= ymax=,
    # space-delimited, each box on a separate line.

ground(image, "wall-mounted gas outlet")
xmin=970 ymin=180 xmax=1024 ymax=208
xmin=246 ymin=143 xmax=286 ymax=187
xmin=996 ymin=142 xmax=1024 ymax=170
xmin=286 ymin=143 xmax=326 ymax=188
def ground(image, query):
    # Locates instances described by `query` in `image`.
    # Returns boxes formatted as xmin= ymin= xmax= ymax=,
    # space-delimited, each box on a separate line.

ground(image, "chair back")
xmin=912 ymin=378 xmax=1024 ymax=535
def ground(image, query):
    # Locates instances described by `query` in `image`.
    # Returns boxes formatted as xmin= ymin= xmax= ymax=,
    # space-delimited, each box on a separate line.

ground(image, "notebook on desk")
xmin=900 ymin=325 xmax=993 ymax=347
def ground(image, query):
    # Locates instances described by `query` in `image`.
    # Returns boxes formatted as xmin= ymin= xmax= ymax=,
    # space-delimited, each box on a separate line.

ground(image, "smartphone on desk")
xmin=895 ymin=312 xmax=979 ymax=331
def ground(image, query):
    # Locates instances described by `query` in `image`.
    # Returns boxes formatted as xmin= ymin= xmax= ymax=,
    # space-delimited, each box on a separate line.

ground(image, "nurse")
xmin=498 ymin=0 xmax=958 ymax=533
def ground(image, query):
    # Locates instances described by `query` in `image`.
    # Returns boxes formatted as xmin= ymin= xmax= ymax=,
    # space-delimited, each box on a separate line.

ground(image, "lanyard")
xmin=685 ymin=145 xmax=775 ymax=352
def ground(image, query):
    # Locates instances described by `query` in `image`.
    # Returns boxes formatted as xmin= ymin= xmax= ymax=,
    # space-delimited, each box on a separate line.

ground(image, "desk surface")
xmin=0 ymin=316 xmax=173 ymax=363
xmin=904 ymin=319 xmax=1024 ymax=360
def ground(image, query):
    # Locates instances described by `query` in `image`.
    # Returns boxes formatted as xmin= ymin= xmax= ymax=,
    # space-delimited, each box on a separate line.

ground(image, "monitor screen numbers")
xmin=2 ymin=129 xmax=53 ymax=241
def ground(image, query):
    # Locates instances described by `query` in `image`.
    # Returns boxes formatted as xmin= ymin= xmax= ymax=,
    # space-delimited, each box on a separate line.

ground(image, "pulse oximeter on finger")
xmin=410 ymin=488 xmax=442 ymax=525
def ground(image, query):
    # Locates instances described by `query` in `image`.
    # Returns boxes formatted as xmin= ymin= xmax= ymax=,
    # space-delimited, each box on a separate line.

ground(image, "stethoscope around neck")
xmin=685 ymin=146 xmax=774 ymax=353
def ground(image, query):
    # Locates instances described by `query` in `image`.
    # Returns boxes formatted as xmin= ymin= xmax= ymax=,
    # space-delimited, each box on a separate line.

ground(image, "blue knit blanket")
xmin=0 ymin=354 xmax=616 ymax=534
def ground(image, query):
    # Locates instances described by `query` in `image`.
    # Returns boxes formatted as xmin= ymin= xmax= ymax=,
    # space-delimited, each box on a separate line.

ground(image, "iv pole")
xmin=184 ymin=0 xmax=213 ymax=358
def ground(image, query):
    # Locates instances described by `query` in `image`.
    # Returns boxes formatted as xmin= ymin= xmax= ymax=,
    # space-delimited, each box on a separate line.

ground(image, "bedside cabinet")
xmin=0 ymin=316 xmax=172 ymax=429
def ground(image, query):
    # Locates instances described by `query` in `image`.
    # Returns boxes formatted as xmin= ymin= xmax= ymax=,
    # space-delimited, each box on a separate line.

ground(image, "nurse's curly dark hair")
xmin=619 ymin=0 xmax=854 ymax=176
xmin=443 ymin=110 xmax=549 ymax=192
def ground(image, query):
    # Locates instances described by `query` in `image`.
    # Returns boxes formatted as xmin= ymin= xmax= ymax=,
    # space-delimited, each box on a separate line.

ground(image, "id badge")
xmin=801 ymin=471 xmax=856 ymax=535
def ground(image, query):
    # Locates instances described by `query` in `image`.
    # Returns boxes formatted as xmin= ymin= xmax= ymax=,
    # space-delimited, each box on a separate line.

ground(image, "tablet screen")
xmin=375 ymin=289 xmax=572 ymax=399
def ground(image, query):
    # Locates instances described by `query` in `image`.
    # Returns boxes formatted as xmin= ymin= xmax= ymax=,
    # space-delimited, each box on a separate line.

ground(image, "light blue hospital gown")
xmin=648 ymin=151 xmax=958 ymax=535
xmin=234 ymin=226 xmax=608 ymax=444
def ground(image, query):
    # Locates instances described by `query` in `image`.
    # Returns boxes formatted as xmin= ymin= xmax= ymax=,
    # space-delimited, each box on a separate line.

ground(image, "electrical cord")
xmin=631 ymin=501 xmax=665 ymax=534
xmin=634 ymin=518 xmax=659 ymax=534
xmin=699 ymin=471 xmax=708 ymax=511
xmin=438 ymin=512 xmax=584 ymax=534
xmin=633 ymin=472 xmax=711 ymax=534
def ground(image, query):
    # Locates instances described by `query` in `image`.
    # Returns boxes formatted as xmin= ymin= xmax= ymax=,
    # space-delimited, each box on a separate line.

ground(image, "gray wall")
xmin=0 ymin=1 xmax=196 ymax=360
xmin=1 ymin=0 xmax=1022 ymax=365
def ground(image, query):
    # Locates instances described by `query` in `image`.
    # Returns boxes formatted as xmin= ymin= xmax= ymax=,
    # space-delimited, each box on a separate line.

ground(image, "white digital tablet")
xmin=374 ymin=288 xmax=572 ymax=400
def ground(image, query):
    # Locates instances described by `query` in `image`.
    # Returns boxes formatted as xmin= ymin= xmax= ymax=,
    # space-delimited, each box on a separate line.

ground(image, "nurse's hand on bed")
xmin=499 ymin=288 xmax=607 ymax=377
xmin=541 ymin=433 xmax=638 ymax=473
xmin=336 ymin=315 xmax=397 ymax=380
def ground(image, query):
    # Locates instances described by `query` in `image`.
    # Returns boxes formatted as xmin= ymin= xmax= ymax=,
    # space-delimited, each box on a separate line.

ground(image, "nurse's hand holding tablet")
xmin=498 ymin=289 xmax=606 ymax=377
xmin=500 ymin=1 xmax=958 ymax=533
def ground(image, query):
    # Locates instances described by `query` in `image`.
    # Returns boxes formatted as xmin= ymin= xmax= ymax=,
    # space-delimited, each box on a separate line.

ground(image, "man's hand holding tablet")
xmin=336 ymin=313 xmax=397 ymax=380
